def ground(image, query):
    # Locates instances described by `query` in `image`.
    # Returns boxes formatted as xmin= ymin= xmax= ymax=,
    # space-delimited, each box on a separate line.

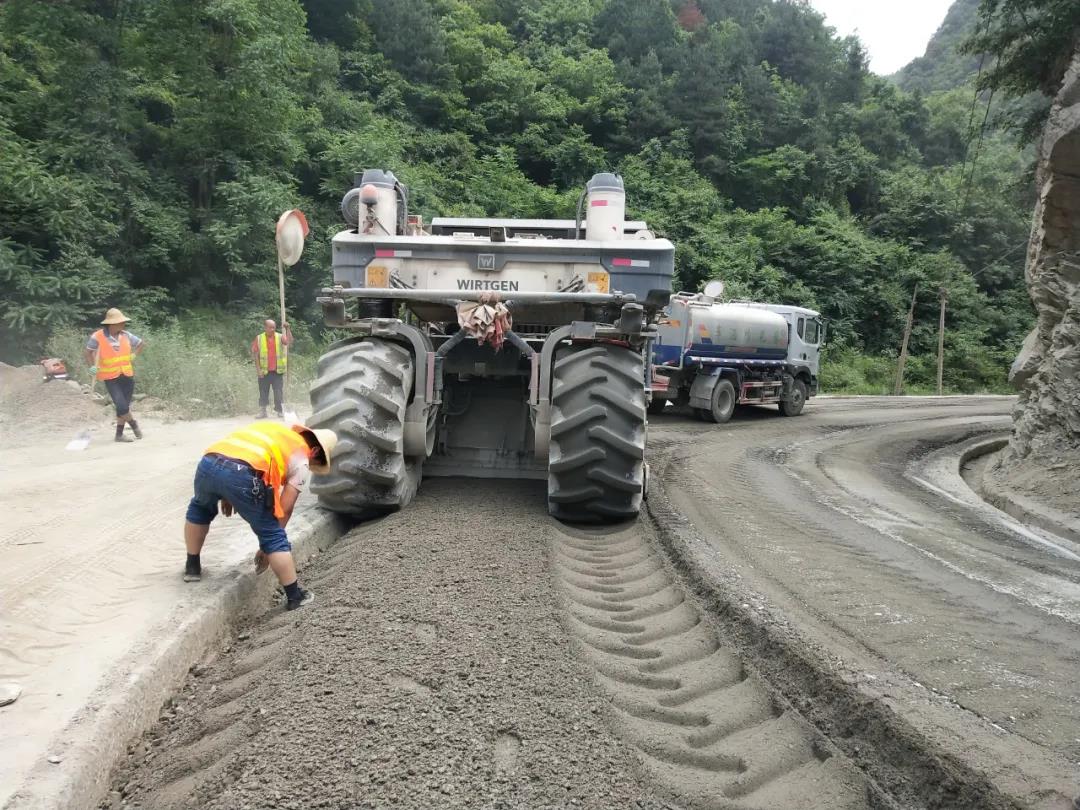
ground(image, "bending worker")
xmin=251 ymin=319 xmax=291 ymax=418
xmin=182 ymin=421 xmax=336 ymax=611
xmin=85 ymin=308 xmax=145 ymax=442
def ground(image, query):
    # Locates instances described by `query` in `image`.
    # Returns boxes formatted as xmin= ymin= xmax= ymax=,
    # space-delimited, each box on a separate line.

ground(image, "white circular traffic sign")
xmin=276 ymin=209 xmax=309 ymax=267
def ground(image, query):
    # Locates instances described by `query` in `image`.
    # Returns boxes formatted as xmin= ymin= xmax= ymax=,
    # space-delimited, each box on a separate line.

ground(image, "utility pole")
xmin=894 ymin=283 xmax=918 ymax=396
xmin=936 ymin=286 xmax=947 ymax=396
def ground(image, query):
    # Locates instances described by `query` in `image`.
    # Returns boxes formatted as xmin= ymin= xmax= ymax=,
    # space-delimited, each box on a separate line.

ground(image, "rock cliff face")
xmin=1007 ymin=54 xmax=1080 ymax=466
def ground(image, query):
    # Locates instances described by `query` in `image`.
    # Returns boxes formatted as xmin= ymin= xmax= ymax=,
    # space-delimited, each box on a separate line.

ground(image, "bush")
xmin=820 ymin=348 xmax=897 ymax=394
xmin=47 ymin=320 xmax=319 ymax=419
xmin=820 ymin=346 xmax=1013 ymax=395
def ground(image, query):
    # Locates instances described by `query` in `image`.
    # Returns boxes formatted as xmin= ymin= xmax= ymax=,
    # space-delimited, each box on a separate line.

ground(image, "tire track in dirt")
xmin=550 ymin=521 xmax=876 ymax=809
xmin=646 ymin=401 xmax=1075 ymax=809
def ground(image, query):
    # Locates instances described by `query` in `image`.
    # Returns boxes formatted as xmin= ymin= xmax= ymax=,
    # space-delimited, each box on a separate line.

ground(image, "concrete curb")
xmin=6 ymin=507 xmax=349 ymax=810
xmin=962 ymin=438 xmax=1080 ymax=546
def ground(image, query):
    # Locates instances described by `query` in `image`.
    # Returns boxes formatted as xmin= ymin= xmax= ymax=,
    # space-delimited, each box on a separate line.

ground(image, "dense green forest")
xmin=1 ymin=0 xmax=1074 ymax=391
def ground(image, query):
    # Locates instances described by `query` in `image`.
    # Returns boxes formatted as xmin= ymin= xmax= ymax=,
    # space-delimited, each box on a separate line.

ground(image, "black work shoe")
xmin=257 ymin=409 xmax=268 ymax=419
xmin=130 ymin=422 xmax=143 ymax=439
xmin=286 ymin=588 xmax=314 ymax=611
xmin=183 ymin=562 xmax=202 ymax=582
xmin=115 ymin=434 xmax=135 ymax=443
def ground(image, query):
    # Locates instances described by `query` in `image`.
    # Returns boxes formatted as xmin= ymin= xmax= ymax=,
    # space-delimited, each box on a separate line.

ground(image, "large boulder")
xmin=1007 ymin=52 xmax=1080 ymax=463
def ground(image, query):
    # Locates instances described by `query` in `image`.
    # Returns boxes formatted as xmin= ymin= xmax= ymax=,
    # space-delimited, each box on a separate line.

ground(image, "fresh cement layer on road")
xmin=0 ymin=415 xmax=344 ymax=810
xmin=649 ymin=397 xmax=1079 ymax=807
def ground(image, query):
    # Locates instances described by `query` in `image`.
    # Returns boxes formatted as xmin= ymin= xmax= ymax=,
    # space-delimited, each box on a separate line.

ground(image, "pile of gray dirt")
xmin=985 ymin=453 xmax=1080 ymax=520
xmin=0 ymin=362 xmax=110 ymax=447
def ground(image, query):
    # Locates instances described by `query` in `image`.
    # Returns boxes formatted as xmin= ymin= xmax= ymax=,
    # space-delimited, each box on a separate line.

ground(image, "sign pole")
xmin=278 ymin=254 xmax=288 ymax=405
xmin=275 ymin=208 xmax=308 ymax=422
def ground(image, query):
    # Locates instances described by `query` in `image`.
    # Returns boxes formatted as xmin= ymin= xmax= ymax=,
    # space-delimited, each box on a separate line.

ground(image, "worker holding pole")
xmin=182 ymin=421 xmax=336 ymax=611
xmin=251 ymin=319 xmax=291 ymax=418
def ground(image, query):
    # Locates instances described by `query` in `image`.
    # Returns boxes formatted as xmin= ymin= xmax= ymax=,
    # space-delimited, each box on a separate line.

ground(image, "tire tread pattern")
xmin=307 ymin=338 xmax=419 ymax=514
xmin=548 ymin=345 xmax=647 ymax=523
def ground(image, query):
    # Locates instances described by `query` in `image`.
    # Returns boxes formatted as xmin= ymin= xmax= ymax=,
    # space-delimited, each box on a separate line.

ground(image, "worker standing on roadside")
xmin=182 ymin=421 xmax=336 ymax=611
xmin=84 ymin=308 xmax=145 ymax=443
xmin=251 ymin=319 xmax=291 ymax=418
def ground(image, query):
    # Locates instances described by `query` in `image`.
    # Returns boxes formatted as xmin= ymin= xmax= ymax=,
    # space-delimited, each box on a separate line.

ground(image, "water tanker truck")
xmin=649 ymin=285 xmax=824 ymax=422
xmin=309 ymin=170 xmax=674 ymax=523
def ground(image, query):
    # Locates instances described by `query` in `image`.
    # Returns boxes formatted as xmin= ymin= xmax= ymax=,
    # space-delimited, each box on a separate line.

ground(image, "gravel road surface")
xmin=106 ymin=397 xmax=1080 ymax=809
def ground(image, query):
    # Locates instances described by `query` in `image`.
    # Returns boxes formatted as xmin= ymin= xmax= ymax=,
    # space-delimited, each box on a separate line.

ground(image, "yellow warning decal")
xmin=587 ymin=271 xmax=609 ymax=293
xmin=366 ymin=264 xmax=388 ymax=288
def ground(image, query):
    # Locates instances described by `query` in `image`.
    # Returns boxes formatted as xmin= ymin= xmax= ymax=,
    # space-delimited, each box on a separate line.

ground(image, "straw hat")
xmin=292 ymin=425 xmax=337 ymax=474
xmin=101 ymin=308 xmax=131 ymax=325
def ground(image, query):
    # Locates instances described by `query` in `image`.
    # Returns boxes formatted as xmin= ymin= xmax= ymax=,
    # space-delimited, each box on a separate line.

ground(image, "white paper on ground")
xmin=65 ymin=430 xmax=91 ymax=451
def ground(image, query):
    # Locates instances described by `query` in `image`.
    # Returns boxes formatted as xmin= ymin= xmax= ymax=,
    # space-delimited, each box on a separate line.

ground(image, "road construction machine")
xmin=649 ymin=284 xmax=824 ymax=422
xmin=309 ymin=170 xmax=674 ymax=523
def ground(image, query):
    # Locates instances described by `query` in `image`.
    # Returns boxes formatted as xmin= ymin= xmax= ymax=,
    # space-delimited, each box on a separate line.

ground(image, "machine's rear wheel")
xmin=780 ymin=379 xmax=808 ymax=417
xmin=647 ymin=396 xmax=668 ymax=416
xmin=704 ymin=378 xmax=736 ymax=424
xmin=308 ymin=337 xmax=420 ymax=515
xmin=548 ymin=344 xmax=647 ymax=523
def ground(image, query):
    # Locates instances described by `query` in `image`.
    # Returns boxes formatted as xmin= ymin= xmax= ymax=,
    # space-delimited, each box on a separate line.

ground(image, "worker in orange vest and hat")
xmin=182 ymin=421 xmax=337 ymax=611
xmin=84 ymin=308 xmax=145 ymax=442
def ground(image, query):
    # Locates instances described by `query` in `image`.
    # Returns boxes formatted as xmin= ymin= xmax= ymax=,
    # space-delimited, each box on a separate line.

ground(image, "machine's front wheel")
xmin=307 ymin=337 xmax=421 ymax=515
xmin=547 ymin=344 xmax=647 ymax=524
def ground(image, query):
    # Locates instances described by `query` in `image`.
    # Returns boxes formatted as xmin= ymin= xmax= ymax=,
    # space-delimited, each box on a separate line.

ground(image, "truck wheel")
xmin=548 ymin=344 xmax=647 ymax=524
xmin=647 ymin=397 xmax=668 ymax=416
xmin=780 ymin=379 xmax=808 ymax=417
xmin=307 ymin=337 xmax=420 ymax=515
xmin=705 ymin=378 xmax=736 ymax=424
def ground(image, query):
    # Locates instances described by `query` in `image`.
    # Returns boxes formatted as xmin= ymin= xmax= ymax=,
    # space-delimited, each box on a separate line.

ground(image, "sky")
xmin=809 ymin=0 xmax=956 ymax=75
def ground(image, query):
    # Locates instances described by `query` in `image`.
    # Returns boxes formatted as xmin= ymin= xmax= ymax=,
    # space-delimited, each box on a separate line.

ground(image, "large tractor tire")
xmin=548 ymin=344 xmax=647 ymax=524
xmin=307 ymin=337 xmax=420 ymax=515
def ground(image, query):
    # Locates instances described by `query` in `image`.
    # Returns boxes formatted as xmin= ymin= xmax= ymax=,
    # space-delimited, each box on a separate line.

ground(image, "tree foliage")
xmin=0 ymin=0 xmax=1046 ymax=391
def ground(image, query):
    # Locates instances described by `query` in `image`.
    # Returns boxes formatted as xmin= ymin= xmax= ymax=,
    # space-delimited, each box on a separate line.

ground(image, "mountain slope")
xmin=893 ymin=0 xmax=982 ymax=92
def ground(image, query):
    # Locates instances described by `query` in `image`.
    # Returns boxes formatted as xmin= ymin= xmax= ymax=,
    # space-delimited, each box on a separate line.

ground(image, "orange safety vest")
xmin=205 ymin=422 xmax=309 ymax=519
xmin=94 ymin=330 xmax=134 ymax=380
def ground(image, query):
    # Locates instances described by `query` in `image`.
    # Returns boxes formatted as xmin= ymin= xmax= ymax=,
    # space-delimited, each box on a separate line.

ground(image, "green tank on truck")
xmin=309 ymin=170 xmax=675 ymax=523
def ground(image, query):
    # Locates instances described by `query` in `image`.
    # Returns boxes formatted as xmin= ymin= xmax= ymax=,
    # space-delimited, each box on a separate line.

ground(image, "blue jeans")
xmin=185 ymin=455 xmax=290 ymax=554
